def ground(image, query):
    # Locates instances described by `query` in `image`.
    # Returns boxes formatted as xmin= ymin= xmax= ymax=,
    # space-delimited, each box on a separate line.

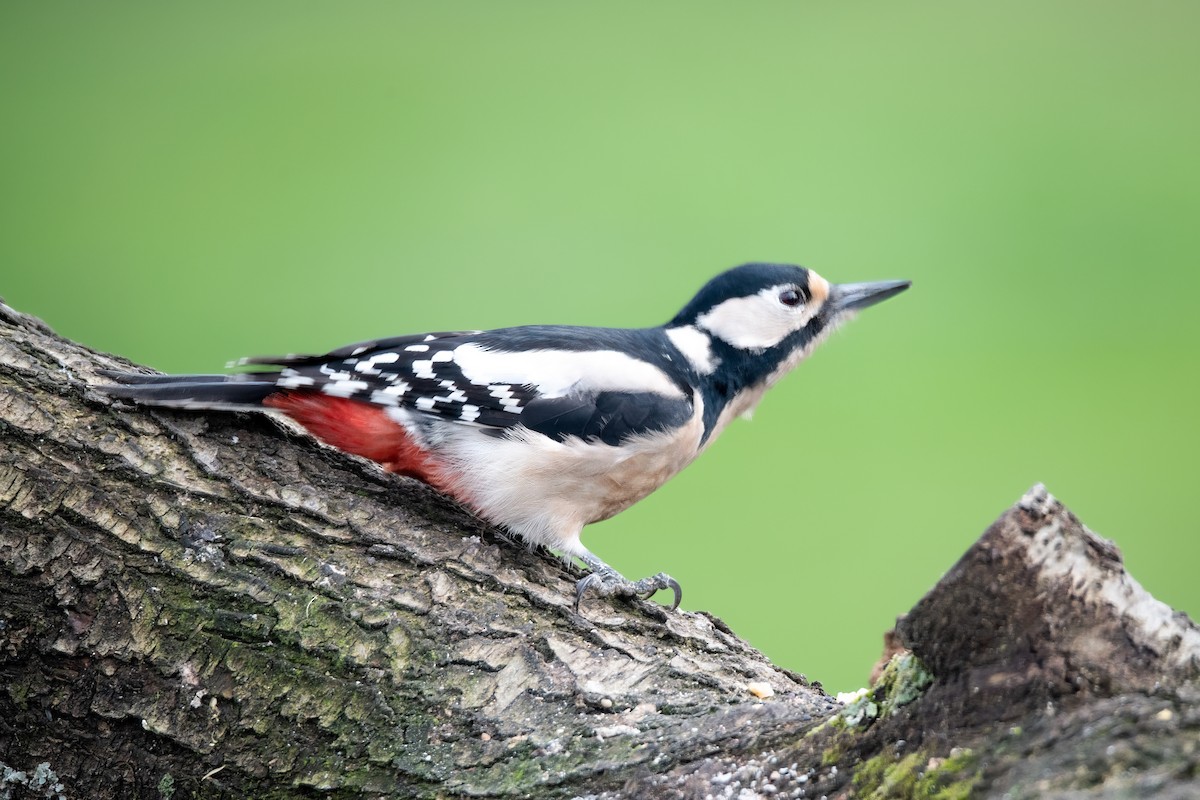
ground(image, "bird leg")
xmin=573 ymin=550 xmax=682 ymax=614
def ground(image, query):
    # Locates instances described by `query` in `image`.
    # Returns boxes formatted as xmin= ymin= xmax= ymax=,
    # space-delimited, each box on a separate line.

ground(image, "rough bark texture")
xmin=588 ymin=484 xmax=1200 ymax=800
xmin=0 ymin=303 xmax=830 ymax=799
xmin=2 ymin=301 xmax=1199 ymax=799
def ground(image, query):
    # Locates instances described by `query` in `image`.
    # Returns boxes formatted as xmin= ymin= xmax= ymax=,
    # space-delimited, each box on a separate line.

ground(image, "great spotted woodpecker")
xmin=102 ymin=263 xmax=909 ymax=612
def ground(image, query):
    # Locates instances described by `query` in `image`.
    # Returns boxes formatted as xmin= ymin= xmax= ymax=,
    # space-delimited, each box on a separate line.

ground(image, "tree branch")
xmin=0 ymin=303 xmax=826 ymax=799
xmin=3 ymin=301 xmax=1198 ymax=799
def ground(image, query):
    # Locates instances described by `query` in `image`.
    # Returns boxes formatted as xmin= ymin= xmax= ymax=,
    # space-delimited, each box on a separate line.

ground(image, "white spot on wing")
xmin=321 ymin=380 xmax=369 ymax=398
xmin=277 ymin=368 xmax=316 ymax=389
xmin=354 ymin=352 xmax=399 ymax=375
xmin=405 ymin=344 xmax=429 ymax=352
xmin=488 ymin=385 xmax=523 ymax=414
xmin=370 ymin=390 xmax=399 ymax=406
xmin=379 ymin=379 xmax=411 ymax=396
xmin=319 ymin=364 xmax=353 ymax=381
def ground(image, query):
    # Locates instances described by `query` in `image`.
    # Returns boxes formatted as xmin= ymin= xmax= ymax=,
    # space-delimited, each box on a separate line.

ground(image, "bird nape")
xmin=100 ymin=263 xmax=911 ymax=613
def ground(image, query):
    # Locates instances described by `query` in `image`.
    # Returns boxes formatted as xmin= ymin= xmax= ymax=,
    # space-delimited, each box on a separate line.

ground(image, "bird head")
xmin=668 ymin=262 xmax=910 ymax=390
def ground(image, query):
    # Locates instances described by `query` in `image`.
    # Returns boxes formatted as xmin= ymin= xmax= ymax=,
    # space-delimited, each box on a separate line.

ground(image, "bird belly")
xmin=265 ymin=390 xmax=706 ymax=556
xmin=430 ymin=403 xmax=706 ymax=554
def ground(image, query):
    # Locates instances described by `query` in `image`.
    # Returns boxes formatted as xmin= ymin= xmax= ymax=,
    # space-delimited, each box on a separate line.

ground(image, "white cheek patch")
xmin=451 ymin=344 xmax=685 ymax=399
xmin=697 ymin=285 xmax=822 ymax=350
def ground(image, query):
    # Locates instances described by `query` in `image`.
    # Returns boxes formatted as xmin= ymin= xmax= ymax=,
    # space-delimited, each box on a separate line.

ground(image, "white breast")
xmin=428 ymin=394 xmax=707 ymax=556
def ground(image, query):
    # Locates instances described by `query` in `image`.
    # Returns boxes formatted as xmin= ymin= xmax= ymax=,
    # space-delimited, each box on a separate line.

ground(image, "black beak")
xmin=829 ymin=279 xmax=912 ymax=314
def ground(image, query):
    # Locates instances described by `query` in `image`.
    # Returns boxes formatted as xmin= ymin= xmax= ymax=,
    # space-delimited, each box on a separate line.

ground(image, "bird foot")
xmin=573 ymin=565 xmax=682 ymax=614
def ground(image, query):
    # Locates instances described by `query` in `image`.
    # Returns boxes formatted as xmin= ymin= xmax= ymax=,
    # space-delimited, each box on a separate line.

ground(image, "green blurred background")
xmin=3 ymin=3 xmax=1198 ymax=692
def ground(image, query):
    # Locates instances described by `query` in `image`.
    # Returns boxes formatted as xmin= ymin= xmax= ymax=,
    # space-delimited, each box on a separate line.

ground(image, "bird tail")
xmin=98 ymin=370 xmax=282 ymax=411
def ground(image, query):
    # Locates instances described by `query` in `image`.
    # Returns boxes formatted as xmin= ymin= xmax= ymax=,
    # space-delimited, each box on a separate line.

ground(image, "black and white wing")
xmin=265 ymin=326 xmax=696 ymax=445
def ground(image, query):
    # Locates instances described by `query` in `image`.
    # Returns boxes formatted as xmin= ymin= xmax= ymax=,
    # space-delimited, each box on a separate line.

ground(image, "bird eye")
xmin=778 ymin=288 xmax=805 ymax=307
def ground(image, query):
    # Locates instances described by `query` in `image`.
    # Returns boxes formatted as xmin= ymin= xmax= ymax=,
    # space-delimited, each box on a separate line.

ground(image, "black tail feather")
xmin=98 ymin=370 xmax=280 ymax=410
xmin=99 ymin=369 xmax=232 ymax=385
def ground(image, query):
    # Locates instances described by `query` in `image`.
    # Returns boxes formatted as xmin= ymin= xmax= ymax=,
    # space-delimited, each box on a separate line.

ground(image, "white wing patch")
xmin=268 ymin=333 xmax=686 ymax=430
xmin=451 ymin=344 xmax=685 ymax=399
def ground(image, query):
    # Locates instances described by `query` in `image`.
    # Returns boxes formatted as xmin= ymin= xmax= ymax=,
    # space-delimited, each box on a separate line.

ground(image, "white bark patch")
xmin=1023 ymin=484 xmax=1200 ymax=674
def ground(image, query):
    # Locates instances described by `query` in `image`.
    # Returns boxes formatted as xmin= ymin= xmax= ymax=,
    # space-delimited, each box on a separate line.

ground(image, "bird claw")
xmin=573 ymin=568 xmax=682 ymax=614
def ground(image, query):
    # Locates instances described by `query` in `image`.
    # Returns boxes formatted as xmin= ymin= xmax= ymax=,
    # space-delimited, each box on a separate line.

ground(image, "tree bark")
xmin=2 ymin=301 xmax=1198 ymax=799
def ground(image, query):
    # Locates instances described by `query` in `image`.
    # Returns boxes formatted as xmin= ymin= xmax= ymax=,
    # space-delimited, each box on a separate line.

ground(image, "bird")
xmin=100 ymin=263 xmax=910 ymax=613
